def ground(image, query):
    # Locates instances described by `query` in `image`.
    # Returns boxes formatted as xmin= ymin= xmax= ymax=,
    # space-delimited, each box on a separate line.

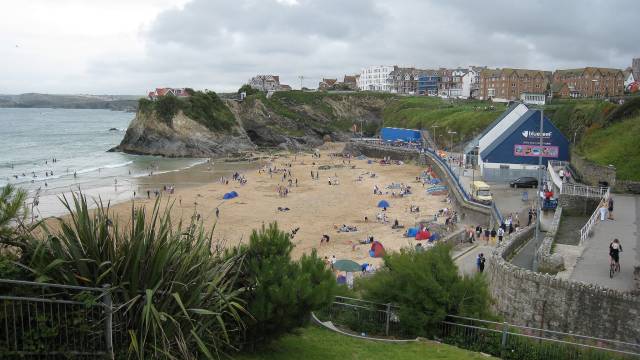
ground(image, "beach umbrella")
xmin=333 ymin=259 xmax=361 ymax=272
xmin=377 ymin=200 xmax=390 ymax=208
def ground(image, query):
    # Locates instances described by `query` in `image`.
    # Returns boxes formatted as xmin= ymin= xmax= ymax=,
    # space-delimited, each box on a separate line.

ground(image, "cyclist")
xmin=609 ymin=238 xmax=623 ymax=272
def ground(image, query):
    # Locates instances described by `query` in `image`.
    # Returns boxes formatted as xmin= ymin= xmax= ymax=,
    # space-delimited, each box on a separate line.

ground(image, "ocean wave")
xmin=77 ymin=161 xmax=133 ymax=174
xmin=131 ymin=159 xmax=208 ymax=178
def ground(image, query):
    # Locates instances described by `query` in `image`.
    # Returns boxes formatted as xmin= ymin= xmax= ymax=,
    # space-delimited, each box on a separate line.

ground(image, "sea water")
xmin=0 ymin=108 xmax=205 ymax=217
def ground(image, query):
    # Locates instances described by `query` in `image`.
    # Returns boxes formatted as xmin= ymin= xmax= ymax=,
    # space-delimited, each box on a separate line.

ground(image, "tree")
xmin=358 ymin=243 xmax=492 ymax=338
xmin=238 ymin=84 xmax=259 ymax=96
xmin=230 ymin=223 xmax=336 ymax=349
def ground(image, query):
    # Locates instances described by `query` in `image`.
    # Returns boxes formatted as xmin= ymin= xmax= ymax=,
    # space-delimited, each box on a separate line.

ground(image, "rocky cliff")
xmin=114 ymin=91 xmax=393 ymax=157
xmin=112 ymin=109 xmax=255 ymax=157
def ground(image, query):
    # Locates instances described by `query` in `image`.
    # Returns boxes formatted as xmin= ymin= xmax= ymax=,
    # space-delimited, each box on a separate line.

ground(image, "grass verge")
xmin=236 ymin=326 xmax=493 ymax=360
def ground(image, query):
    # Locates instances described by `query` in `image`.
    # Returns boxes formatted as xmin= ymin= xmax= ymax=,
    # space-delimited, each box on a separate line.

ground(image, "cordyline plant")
xmin=25 ymin=193 xmax=247 ymax=359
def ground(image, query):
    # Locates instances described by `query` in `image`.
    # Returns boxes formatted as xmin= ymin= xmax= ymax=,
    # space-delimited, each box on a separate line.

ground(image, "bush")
xmin=183 ymin=90 xmax=237 ymax=131
xmin=357 ymin=243 xmax=492 ymax=338
xmin=155 ymin=94 xmax=180 ymax=125
xmin=238 ymin=84 xmax=259 ymax=96
xmin=229 ymin=223 xmax=336 ymax=350
xmin=23 ymin=194 xmax=246 ymax=359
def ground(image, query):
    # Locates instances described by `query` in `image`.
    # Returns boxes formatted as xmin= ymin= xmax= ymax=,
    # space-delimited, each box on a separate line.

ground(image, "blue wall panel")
xmin=381 ymin=127 xmax=422 ymax=142
xmin=483 ymin=111 xmax=569 ymax=165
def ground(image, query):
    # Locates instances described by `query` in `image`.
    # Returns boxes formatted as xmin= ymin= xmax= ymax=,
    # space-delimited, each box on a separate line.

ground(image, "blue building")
xmin=380 ymin=127 xmax=422 ymax=143
xmin=418 ymin=75 xmax=439 ymax=96
xmin=478 ymin=107 xmax=570 ymax=181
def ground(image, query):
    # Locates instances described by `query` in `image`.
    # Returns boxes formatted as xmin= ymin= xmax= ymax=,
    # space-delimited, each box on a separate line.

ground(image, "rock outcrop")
xmin=114 ymin=92 xmax=391 ymax=157
xmin=111 ymin=110 xmax=255 ymax=157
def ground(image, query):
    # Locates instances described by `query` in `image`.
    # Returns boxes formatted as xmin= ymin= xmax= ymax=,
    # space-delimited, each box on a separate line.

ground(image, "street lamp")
xmin=431 ymin=125 xmax=440 ymax=150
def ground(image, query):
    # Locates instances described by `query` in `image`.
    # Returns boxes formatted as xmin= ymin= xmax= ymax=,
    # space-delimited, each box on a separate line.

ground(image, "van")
xmin=470 ymin=181 xmax=493 ymax=204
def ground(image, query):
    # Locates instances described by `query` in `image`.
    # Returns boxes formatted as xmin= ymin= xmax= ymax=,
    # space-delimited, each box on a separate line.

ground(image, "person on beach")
xmin=475 ymin=225 xmax=482 ymax=240
xmin=490 ymin=228 xmax=497 ymax=244
xmin=483 ymin=228 xmax=490 ymax=244
xmin=215 ymin=208 xmax=220 ymax=218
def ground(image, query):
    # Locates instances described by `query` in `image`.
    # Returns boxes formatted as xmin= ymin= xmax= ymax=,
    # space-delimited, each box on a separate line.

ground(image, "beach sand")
xmin=87 ymin=143 xmax=452 ymax=266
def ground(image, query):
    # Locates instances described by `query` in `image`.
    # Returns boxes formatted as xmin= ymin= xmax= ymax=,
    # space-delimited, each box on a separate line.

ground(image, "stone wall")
xmin=570 ymin=149 xmax=616 ymax=187
xmin=487 ymin=223 xmax=640 ymax=345
xmin=615 ymin=180 xmax=640 ymax=194
xmin=535 ymin=206 xmax=564 ymax=273
xmin=558 ymin=193 xmax=600 ymax=216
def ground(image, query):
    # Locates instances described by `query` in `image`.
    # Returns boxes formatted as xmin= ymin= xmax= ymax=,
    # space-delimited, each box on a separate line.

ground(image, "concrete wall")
xmin=482 ymin=167 xmax=539 ymax=183
xmin=487 ymin=224 xmax=640 ymax=345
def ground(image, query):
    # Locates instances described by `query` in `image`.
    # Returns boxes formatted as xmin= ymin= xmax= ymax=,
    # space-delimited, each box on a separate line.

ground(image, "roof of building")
xmin=554 ymin=67 xmax=624 ymax=77
xmin=321 ymin=78 xmax=337 ymax=86
xmin=480 ymin=109 xmax=540 ymax=159
xmin=343 ymin=75 xmax=357 ymax=83
xmin=481 ymin=68 xmax=551 ymax=78
xmin=551 ymin=82 xmax=568 ymax=93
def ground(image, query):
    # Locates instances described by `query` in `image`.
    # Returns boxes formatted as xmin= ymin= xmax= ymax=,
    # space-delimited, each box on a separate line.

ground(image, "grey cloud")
xmin=90 ymin=0 xmax=638 ymax=93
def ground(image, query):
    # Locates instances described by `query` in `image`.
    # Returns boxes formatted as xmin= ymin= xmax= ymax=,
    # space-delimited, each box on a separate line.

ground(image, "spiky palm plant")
xmin=27 ymin=193 xmax=246 ymax=359
xmin=0 ymin=184 xmax=30 ymax=250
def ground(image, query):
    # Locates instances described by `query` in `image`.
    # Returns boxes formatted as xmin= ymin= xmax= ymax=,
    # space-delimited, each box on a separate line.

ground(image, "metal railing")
xmin=441 ymin=315 xmax=640 ymax=359
xmin=548 ymin=160 xmax=565 ymax=191
xmin=316 ymin=297 xmax=640 ymax=358
xmin=0 ymin=279 xmax=113 ymax=359
xmin=563 ymin=183 xmax=608 ymax=198
xmin=313 ymin=296 xmax=404 ymax=338
xmin=579 ymin=187 xmax=611 ymax=245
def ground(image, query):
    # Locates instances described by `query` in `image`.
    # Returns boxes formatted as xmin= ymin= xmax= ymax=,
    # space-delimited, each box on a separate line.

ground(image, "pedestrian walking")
xmin=497 ymin=227 xmax=505 ymax=243
xmin=215 ymin=207 xmax=220 ymax=218
xmin=608 ymin=197 xmax=614 ymax=220
xmin=599 ymin=203 xmax=608 ymax=221
xmin=477 ymin=253 xmax=486 ymax=273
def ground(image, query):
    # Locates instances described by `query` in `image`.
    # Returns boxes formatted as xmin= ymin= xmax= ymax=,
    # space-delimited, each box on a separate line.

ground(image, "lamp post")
xmin=431 ymin=125 xmax=440 ymax=150
xmin=447 ymin=130 xmax=458 ymax=175
xmin=532 ymin=109 xmax=544 ymax=272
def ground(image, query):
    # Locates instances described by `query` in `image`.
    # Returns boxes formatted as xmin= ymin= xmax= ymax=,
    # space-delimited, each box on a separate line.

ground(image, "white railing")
xmin=579 ymin=187 xmax=610 ymax=245
xmin=562 ymin=183 xmax=608 ymax=198
xmin=548 ymin=162 xmax=564 ymax=192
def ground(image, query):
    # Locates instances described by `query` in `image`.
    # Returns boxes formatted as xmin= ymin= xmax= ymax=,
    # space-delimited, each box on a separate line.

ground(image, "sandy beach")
xmin=89 ymin=143 xmax=453 ymax=265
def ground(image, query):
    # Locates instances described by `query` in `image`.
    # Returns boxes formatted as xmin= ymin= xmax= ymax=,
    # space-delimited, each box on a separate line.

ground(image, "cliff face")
xmin=229 ymin=93 xmax=390 ymax=149
xmin=112 ymin=110 xmax=255 ymax=157
xmin=115 ymin=91 xmax=392 ymax=157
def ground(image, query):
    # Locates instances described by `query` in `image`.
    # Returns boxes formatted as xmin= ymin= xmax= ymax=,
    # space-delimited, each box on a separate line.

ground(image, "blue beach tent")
xmin=377 ymin=200 xmax=390 ymax=208
xmin=406 ymin=227 xmax=419 ymax=237
xmin=223 ymin=191 xmax=238 ymax=200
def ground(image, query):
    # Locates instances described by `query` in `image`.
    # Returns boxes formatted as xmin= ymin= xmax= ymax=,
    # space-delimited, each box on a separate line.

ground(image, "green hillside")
xmin=382 ymin=96 xmax=505 ymax=144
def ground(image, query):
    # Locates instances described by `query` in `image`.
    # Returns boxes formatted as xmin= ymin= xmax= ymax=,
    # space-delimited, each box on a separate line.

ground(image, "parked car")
xmin=510 ymin=177 xmax=538 ymax=188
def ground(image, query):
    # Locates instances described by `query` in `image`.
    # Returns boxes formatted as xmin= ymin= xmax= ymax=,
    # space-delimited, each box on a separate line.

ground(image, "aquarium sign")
xmin=514 ymin=145 xmax=559 ymax=158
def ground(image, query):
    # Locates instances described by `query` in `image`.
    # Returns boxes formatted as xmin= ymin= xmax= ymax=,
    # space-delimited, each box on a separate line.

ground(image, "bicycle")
xmin=609 ymin=259 xmax=621 ymax=278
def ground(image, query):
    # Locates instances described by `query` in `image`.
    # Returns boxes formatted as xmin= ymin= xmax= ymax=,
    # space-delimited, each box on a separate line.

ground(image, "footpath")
xmin=570 ymin=194 xmax=639 ymax=292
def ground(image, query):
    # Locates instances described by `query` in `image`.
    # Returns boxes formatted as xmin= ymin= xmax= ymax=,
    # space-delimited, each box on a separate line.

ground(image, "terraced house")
xmin=552 ymin=67 xmax=625 ymax=98
xmin=479 ymin=68 xmax=551 ymax=102
xmin=389 ymin=66 xmax=426 ymax=94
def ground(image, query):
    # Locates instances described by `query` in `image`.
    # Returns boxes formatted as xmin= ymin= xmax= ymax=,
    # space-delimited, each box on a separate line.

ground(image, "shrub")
xmin=229 ymin=223 xmax=336 ymax=350
xmin=24 ymin=194 xmax=245 ymax=359
xmin=238 ymin=84 xmax=259 ymax=96
xmin=154 ymin=94 xmax=179 ymax=125
xmin=183 ymin=91 xmax=237 ymax=131
xmin=357 ymin=243 xmax=492 ymax=338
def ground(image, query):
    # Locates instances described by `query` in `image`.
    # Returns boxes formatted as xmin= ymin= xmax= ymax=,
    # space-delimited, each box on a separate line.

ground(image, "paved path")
xmin=453 ymin=243 xmax=494 ymax=276
xmin=570 ymin=194 xmax=639 ymax=292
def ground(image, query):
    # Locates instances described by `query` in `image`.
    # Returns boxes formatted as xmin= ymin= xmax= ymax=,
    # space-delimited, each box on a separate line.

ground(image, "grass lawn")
xmin=236 ymin=326 xmax=493 ymax=360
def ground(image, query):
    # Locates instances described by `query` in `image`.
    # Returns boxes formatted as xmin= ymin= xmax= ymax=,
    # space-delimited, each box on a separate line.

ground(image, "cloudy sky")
xmin=1 ymin=0 xmax=637 ymax=94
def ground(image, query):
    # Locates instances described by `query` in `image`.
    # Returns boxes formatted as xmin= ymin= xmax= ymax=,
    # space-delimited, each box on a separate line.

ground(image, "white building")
xmin=461 ymin=67 xmax=479 ymax=99
xmin=357 ymin=65 xmax=394 ymax=92
xmin=520 ymin=93 xmax=546 ymax=105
